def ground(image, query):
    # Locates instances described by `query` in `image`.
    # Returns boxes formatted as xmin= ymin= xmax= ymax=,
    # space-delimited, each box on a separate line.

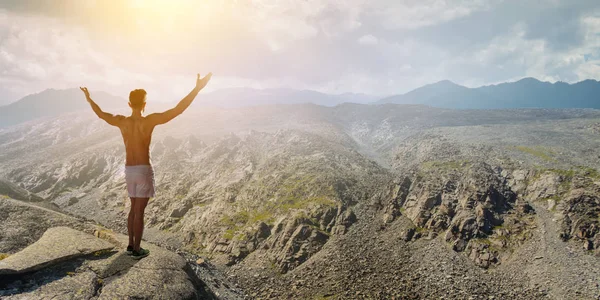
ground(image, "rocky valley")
xmin=1 ymin=103 xmax=600 ymax=299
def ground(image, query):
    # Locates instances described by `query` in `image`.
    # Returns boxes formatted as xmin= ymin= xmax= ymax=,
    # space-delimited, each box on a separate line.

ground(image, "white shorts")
xmin=125 ymin=165 xmax=155 ymax=198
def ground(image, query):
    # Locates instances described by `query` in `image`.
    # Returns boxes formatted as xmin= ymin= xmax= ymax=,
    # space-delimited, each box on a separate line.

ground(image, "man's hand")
xmin=195 ymin=73 xmax=212 ymax=90
xmin=147 ymin=72 xmax=213 ymax=126
xmin=80 ymin=87 xmax=91 ymax=101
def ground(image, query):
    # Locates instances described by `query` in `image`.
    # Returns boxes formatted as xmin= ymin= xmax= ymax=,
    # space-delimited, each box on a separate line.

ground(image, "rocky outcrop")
xmin=0 ymin=226 xmax=244 ymax=299
xmin=554 ymin=175 xmax=599 ymax=254
xmin=561 ymin=188 xmax=600 ymax=253
xmin=507 ymin=168 xmax=600 ymax=256
xmin=381 ymin=161 xmax=536 ymax=268
xmin=204 ymin=205 xmax=358 ymax=273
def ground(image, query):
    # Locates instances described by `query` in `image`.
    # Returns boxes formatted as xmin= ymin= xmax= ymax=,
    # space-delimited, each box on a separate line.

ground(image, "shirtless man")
xmin=80 ymin=73 xmax=212 ymax=259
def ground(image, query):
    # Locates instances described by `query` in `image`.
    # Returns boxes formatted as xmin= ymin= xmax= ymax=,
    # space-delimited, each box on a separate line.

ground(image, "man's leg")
xmin=128 ymin=198 xmax=137 ymax=247
xmin=133 ymin=198 xmax=149 ymax=252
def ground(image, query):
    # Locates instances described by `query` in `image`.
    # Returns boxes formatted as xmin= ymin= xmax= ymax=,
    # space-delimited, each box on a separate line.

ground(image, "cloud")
xmin=0 ymin=10 xmax=151 ymax=101
xmin=1 ymin=0 xmax=600 ymax=101
xmin=372 ymin=0 xmax=493 ymax=30
xmin=358 ymin=34 xmax=378 ymax=45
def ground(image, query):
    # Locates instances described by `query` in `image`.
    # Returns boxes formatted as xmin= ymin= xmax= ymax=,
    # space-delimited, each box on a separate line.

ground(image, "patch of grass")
xmin=249 ymin=210 xmax=275 ymax=224
xmin=546 ymin=168 xmax=576 ymax=192
xmin=576 ymin=166 xmax=600 ymax=179
xmin=234 ymin=233 xmax=248 ymax=240
xmin=219 ymin=211 xmax=249 ymax=239
xmin=220 ymin=211 xmax=250 ymax=228
xmin=220 ymin=208 xmax=275 ymax=228
xmin=546 ymin=168 xmax=575 ymax=179
xmin=220 ymin=209 xmax=275 ymax=240
xmin=222 ymin=229 xmax=236 ymax=240
xmin=513 ymin=146 xmax=555 ymax=162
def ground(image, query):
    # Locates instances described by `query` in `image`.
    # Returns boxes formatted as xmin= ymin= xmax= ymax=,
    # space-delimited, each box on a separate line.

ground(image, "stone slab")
xmin=0 ymin=227 xmax=114 ymax=275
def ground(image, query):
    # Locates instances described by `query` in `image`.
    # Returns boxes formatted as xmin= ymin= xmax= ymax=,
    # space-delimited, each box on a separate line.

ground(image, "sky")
xmin=1 ymin=0 xmax=600 ymax=104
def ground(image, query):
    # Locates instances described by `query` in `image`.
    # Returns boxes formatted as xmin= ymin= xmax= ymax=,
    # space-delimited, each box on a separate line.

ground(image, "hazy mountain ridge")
xmin=197 ymin=87 xmax=375 ymax=108
xmin=0 ymin=88 xmax=125 ymax=128
xmin=4 ymin=77 xmax=600 ymax=129
xmin=378 ymin=77 xmax=600 ymax=109
xmin=0 ymin=87 xmax=375 ymax=128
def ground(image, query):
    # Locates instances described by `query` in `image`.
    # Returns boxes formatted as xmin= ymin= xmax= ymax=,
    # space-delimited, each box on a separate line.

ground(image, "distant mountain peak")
xmin=419 ymin=80 xmax=466 ymax=91
xmin=515 ymin=77 xmax=542 ymax=84
xmin=433 ymin=79 xmax=459 ymax=85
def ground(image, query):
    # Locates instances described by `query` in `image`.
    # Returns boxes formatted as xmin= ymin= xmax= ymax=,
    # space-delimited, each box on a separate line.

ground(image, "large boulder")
xmin=0 ymin=226 xmax=114 ymax=275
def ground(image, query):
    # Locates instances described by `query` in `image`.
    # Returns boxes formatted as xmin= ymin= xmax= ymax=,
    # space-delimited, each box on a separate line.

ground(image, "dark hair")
xmin=129 ymin=89 xmax=147 ymax=109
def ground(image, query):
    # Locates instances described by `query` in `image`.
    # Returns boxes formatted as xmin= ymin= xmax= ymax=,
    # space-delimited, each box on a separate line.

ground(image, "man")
xmin=80 ymin=73 xmax=212 ymax=259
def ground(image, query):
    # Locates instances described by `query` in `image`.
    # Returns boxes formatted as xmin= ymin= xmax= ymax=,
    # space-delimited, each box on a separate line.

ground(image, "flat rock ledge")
xmin=0 ymin=226 xmax=114 ymax=275
xmin=0 ymin=226 xmax=244 ymax=299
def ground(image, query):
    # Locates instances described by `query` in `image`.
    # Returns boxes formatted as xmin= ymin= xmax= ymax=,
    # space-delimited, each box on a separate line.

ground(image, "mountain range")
xmin=1 ymin=77 xmax=600 ymax=128
xmin=377 ymin=77 xmax=600 ymax=108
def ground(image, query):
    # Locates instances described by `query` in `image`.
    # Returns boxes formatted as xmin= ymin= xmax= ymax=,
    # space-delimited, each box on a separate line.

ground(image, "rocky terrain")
xmin=1 ymin=103 xmax=600 ymax=299
xmin=0 ymin=198 xmax=243 ymax=299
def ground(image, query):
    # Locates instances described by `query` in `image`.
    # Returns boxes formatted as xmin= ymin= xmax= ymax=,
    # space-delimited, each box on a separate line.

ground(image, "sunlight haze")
xmin=1 ymin=0 xmax=599 ymax=104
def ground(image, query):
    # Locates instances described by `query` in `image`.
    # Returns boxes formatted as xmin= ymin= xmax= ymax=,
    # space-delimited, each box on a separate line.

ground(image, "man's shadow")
xmin=97 ymin=251 xmax=139 ymax=279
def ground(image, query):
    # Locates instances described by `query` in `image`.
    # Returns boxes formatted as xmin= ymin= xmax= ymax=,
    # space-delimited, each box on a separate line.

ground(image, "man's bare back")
xmin=80 ymin=73 xmax=212 ymax=258
xmin=119 ymin=116 xmax=154 ymax=166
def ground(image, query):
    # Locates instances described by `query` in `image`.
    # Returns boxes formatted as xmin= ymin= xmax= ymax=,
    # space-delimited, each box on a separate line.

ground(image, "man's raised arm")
xmin=80 ymin=87 xmax=125 ymax=127
xmin=148 ymin=73 xmax=212 ymax=126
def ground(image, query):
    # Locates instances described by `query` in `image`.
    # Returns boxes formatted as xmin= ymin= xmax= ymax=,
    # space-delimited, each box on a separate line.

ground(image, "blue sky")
xmin=0 ymin=0 xmax=599 ymax=104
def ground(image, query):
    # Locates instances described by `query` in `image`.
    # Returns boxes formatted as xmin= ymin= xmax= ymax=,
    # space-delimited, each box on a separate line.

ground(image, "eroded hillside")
xmin=1 ymin=104 xmax=599 ymax=299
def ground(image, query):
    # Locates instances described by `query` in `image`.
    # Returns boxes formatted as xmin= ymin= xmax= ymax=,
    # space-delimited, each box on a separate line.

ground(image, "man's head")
xmin=129 ymin=89 xmax=147 ymax=111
